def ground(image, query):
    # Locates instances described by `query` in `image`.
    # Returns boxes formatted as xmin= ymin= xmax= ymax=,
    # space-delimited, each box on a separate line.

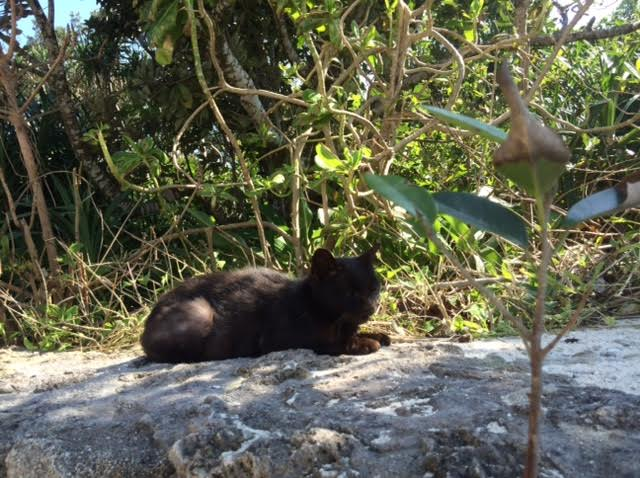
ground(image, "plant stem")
xmin=188 ymin=0 xmax=272 ymax=265
xmin=291 ymin=132 xmax=311 ymax=274
xmin=524 ymin=194 xmax=553 ymax=477
xmin=0 ymin=61 xmax=61 ymax=296
xmin=419 ymin=215 xmax=531 ymax=345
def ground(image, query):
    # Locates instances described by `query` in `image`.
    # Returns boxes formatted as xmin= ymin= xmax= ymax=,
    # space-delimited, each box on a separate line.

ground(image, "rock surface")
xmin=1 ymin=319 xmax=640 ymax=478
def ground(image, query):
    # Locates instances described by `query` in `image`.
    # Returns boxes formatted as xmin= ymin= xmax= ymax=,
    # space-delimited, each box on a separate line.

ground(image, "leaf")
xmin=495 ymin=158 xmax=567 ymax=198
xmin=155 ymin=36 xmax=175 ymax=65
xmin=271 ymin=173 xmax=286 ymax=185
xmin=23 ymin=337 xmax=36 ymax=351
xmin=470 ymin=0 xmax=484 ymax=18
xmin=188 ymin=208 xmax=215 ymax=226
xmin=147 ymin=0 xmax=180 ymax=65
xmin=433 ymin=192 xmax=528 ymax=247
xmin=423 ymin=106 xmax=508 ymax=143
xmin=177 ymin=84 xmax=193 ymax=108
xmin=463 ymin=27 xmax=476 ymax=42
xmin=365 ymin=174 xmax=437 ymax=225
xmin=148 ymin=0 xmax=179 ymax=45
xmin=563 ymin=187 xmax=623 ymax=226
xmin=314 ymin=144 xmax=343 ymax=171
xmin=199 ymin=183 xmax=217 ymax=197
xmin=302 ymin=89 xmax=322 ymax=104
xmin=112 ymin=151 xmax=143 ymax=176
xmin=501 ymin=261 xmax=514 ymax=280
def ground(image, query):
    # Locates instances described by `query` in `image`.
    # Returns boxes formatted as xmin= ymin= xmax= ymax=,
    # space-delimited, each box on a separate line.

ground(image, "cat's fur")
xmin=141 ymin=246 xmax=390 ymax=363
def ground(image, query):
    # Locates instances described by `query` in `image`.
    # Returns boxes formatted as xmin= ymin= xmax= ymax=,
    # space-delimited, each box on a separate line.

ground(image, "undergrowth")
xmin=2 ymin=200 xmax=638 ymax=352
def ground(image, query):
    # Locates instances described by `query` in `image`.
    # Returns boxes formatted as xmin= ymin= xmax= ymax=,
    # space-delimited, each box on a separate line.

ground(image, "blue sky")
xmin=17 ymin=0 xmax=98 ymax=41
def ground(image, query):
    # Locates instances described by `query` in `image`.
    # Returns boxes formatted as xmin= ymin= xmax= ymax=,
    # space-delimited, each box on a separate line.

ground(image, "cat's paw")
xmin=377 ymin=333 xmax=391 ymax=347
xmin=348 ymin=337 xmax=381 ymax=355
xmin=370 ymin=332 xmax=391 ymax=346
xmin=358 ymin=332 xmax=391 ymax=347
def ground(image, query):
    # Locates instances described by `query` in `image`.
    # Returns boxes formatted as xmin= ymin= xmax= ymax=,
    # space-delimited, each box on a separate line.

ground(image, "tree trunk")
xmin=0 ymin=62 xmax=61 ymax=286
xmin=27 ymin=0 xmax=124 ymax=201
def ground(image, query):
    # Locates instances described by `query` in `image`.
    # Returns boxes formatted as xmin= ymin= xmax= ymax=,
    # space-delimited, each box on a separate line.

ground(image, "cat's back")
xmin=155 ymin=266 xmax=292 ymax=310
xmin=141 ymin=266 xmax=294 ymax=362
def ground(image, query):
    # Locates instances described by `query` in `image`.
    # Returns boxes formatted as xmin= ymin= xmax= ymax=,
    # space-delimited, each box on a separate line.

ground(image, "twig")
xmin=19 ymin=33 xmax=71 ymax=114
xmin=418 ymin=214 xmax=532 ymax=344
xmin=192 ymin=0 xmax=272 ymax=265
xmin=531 ymin=21 xmax=640 ymax=46
xmin=525 ymin=0 xmax=595 ymax=103
xmin=290 ymin=131 xmax=311 ymax=274
xmin=524 ymin=195 xmax=554 ymax=478
xmin=429 ymin=29 xmax=465 ymax=110
xmin=0 ymin=0 xmax=18 ymax=63
xmin=531 ymin=102 xmax=640 ymax=134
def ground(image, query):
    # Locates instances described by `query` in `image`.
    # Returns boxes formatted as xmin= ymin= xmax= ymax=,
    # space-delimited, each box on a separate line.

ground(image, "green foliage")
xmin=1 ymin=0 xmax=639 ymax=351
xmin=433 ymin=192 xmax=528 ymax=248
xmin=423 ymin=106 xmax=508 ymax=144
xmin=364 ymin=175 xmax=438 ymax=224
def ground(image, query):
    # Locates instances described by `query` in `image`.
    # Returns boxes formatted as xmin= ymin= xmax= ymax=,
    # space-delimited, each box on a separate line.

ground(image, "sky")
xmin=17 ymin=0 xmax=98 ymax=42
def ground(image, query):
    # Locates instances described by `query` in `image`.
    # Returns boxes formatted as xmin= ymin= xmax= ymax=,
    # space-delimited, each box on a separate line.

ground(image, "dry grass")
xmin=2 ymin=214 xmax=639 ymax=352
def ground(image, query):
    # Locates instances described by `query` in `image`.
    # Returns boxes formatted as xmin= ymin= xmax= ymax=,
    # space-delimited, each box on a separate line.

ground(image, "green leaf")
xmin=365 ymin=174 xmax=437 ymax=224
xmin=199 ymin=183 xmax=217 ymax=197
xmin=188 ymin=208 xmax=216 ymax=226
xmin=112 ymin=151 xmax=143 ymax=176
xmin=155 ymin=36 xmax=175 ymax=65
xmin=470 ymin=0 xmax=484 ymax=18
xmin=423 ymin=106 xmax=508 ymax=143
xmin=463 ymin=27 xmax=476 ymax=42
xmin=271 ymin=173 xmax=286 ymax=185
xmin=148 ymin=0 xmax=179 ymax=44
xmin=23 ymin=337 xmax=36 ymax=351
xmin=177 ymin=84 xmax=193 ymax=108
xmin=495 ymin=158 xmax=566 ymax=198
xmin=314 ymin=144 xmax=343 ymax=171
xmin=563 ymin=187 xmax=623 ymax=227
xmin=302 ymin=89 xmax=322 ymax=104
xmin=433 ymin=192 xmax=528 ymax=247
xmin=147 ymin=0 xmax=180 ymax=65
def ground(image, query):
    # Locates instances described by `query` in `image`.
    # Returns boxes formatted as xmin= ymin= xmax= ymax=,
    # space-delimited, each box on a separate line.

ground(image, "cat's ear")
xmin=360 ymin=243 xmax=380 ymax=263
xmin=311 ymin=249 xmax=337 ymax=278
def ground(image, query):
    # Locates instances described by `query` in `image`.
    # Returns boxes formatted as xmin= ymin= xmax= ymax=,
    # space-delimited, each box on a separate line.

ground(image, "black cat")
xmin=140 ymin=246 xmax=390 ymax=363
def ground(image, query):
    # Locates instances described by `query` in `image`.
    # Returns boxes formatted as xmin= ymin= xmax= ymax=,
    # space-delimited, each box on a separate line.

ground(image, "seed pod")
xmin=493 ymin=61 xmax=570 ymax=198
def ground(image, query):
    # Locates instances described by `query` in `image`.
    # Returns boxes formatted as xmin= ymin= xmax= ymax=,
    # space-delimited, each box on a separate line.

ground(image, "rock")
xmin=1 ymin=319 xmax=640 ymax=477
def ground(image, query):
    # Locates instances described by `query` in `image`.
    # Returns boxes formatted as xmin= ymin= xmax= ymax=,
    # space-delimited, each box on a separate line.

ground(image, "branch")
xmin=191 ymin=0 xmax=272 ymax=265
xmin=124 ymin=221 xmax=295 ymax=267
xmin=19 ymin=32 xmax=70 ymax=113
xmin=525 ymin=0 xmax=595 ymax=103
xmin=531 ymin=102 xmax=640 ymax=135
xmin=0 ymin=32 xmax=48 ymax=75
xmin=270 ymin=3 xmax=300 ymax=65
xmin=530 ymin=21 xmax=640 ymax=47
xmin=418 ymin=214 xmax=532 ymax=344
xmin=0 ymin=0 xmax=18 ymax=63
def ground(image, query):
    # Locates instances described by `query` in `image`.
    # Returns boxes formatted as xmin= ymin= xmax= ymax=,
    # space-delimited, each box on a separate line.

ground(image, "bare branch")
xmin=531 ymin=21 xmax=640 ymax=46
xmin=19 ymin=32 xmax=70 ymax=113
xmin=0 ymin=0 xmax=19 ymax=63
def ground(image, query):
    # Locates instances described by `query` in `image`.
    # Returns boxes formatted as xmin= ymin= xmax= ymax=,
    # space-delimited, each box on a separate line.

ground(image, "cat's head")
xmin=308 ymin=245 xmax=381 ymax=324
